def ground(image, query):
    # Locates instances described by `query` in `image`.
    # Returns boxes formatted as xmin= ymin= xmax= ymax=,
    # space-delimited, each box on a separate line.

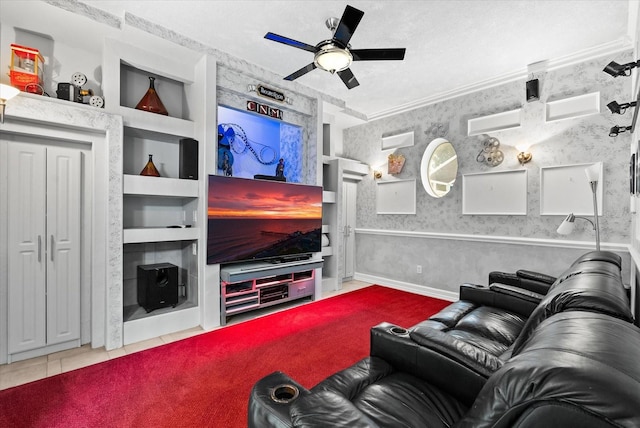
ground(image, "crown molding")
xmin=367 ymin=38 xmax=634 ymax=122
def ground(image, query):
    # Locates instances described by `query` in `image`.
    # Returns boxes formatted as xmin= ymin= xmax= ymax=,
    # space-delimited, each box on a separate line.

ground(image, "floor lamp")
xmin=556 ymin=163 xmax=601 ymax=251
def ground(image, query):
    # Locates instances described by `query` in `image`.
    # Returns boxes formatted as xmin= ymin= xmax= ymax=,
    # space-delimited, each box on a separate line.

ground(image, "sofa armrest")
xmin=290 ymin=390 xmax=378 ymax=428
xmin=370 ymin=322 xmax=487 ymax=406
xmin=248 ymin=371 xmax=310 ymax=428
xmin=460 ymin=284 xmax=539 ymax=317
xmin=488 ymin=283 xmax=544 ymax=304
xmin=488 ymin=270 xmax=555 ymax=296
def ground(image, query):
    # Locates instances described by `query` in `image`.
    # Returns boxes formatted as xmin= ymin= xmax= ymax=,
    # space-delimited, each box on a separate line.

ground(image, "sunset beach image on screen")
xmin=207 ymin=175 xmax=322 ymax=264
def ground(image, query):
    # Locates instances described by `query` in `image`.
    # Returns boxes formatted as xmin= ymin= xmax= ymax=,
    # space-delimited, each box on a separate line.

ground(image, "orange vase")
xmin=140 ymin=154 xmax=160 ymax=177
xmin=135 ymin=76 xmax=168 ymax=115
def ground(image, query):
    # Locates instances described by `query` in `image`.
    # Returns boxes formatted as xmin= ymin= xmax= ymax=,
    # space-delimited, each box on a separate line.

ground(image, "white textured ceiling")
xmin=12 ymin=1 xmax=640 ymax=118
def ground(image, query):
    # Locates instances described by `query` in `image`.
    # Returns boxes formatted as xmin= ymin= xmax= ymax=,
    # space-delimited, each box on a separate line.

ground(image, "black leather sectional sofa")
xmin=249 ymin=251 xmax=640 ymax=427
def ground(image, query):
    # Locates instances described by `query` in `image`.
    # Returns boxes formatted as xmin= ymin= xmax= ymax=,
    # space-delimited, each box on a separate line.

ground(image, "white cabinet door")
xmin=46 ymin=146 xmax=81 ymax=345
xmin=7 ymin=142 xmax=81 ymax=354
xmin=342 ymin=181 xmax=357 ymax=280
xmin=8 ymin=143 xmax=47 ymax=353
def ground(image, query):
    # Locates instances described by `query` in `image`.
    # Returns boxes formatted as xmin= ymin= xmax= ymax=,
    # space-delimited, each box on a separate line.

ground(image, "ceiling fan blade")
xmin=333 ymin=5 xmax=364 ymax=47
xmin=264 ymin=32 xmax=317 ymax=53
xmin=337 ymin=68 xmax=360 ymax=89
xmin=351 ymin=48 xmax=406 ymax=61
xmin=284 ymin=63 xmax=317 ymax=81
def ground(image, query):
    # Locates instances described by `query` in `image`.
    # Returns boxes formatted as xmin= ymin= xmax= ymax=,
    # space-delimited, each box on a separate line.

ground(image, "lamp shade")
xmin=556 ymin=213 xmax=576 ymax=235
xmin=314 ymin=45 xmax=352 ymax=72
xmin=0 ymin=83 xmax=19 ymax=102
xmin=585 ymin=163 xmax=601 ymax=183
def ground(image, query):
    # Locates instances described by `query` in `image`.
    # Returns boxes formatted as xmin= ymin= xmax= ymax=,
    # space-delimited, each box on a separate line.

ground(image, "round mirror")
xmin=420 ymin=138 xmax=458 ymax=198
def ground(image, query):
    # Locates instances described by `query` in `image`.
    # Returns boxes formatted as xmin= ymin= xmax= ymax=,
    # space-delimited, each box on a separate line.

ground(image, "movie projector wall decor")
xmin=56 ymin=72 xmax=104 ymax=108
xmin=476 ymin=136 xmax=504 ymax=167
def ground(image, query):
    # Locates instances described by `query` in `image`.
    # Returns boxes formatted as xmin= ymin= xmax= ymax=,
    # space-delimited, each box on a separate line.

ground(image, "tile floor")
xmin=0 ymin=280 xmax=371 ymax=391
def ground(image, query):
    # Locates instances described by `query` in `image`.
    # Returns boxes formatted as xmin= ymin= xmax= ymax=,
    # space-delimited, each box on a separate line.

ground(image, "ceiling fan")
xmin=264 ymin=4 xmax=406 ymax=89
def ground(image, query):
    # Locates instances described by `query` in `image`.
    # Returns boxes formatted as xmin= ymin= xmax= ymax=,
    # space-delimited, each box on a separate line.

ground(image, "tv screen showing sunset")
xmin=207 ymin=175 xmax=322 ymax=265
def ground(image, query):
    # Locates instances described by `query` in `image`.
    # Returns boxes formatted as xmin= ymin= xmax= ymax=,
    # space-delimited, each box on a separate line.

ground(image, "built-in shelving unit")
xmin=322 ymin=157 xmax=340 ymax=291
xmin=103 ymin=39 xmax=204 ymax=344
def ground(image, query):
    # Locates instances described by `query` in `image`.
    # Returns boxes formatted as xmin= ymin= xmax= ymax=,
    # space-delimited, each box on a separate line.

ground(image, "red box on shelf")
xmin=9 ymin=44 xmax=44 ymax=93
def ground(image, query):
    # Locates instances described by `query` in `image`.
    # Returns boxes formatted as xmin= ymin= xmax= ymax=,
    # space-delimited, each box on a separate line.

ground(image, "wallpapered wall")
xmin=344 ymin=51 xmax=633 ymax=291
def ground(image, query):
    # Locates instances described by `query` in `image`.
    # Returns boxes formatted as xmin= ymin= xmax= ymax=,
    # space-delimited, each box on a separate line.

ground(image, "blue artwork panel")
xmin=217 ymin=105 xmax=302 ymax=182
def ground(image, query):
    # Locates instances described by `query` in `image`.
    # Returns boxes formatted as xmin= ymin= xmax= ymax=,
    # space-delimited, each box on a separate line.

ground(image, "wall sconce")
xmin=603 ymin=60 xmax=639 ymax=77
xmin=517 ymin=151 xmax=532 ymax=165
xmin=606 ymin=100 xmax=637 ymax=114
xmin=609 ymin=125 xmax=632 ymax=137
xmin=0 ymin=83 xmax=20 ymax=124
xmin=556 ymin=163 xmax=601 ymax=250
xmin=373 ymin=170 xmax=382 ymax=179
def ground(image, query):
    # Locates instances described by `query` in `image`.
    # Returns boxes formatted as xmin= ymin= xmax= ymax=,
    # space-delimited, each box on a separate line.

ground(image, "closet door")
xmin=46 ymin=146 xmax=81 ymax=345
xmin=7 ymin=143 xmax=81 ymax=354
xmin=7 ymin=143 xmax=47 ymax=353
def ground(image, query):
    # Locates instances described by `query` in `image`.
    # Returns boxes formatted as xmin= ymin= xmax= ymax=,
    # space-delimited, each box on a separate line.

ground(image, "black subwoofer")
xmin=137 ymin=263 xmax=179 ymax=313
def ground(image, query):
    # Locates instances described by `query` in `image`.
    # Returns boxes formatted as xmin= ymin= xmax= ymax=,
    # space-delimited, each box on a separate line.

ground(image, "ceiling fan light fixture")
xmin=314 ymin=44 xmax=352 ymax=73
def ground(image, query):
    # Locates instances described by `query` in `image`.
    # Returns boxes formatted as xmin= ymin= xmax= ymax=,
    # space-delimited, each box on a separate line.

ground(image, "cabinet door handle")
xmin=50 ymin=235 xmax=55 ymax=262
xmin=38 ymin=235 xmax=42 ymax=262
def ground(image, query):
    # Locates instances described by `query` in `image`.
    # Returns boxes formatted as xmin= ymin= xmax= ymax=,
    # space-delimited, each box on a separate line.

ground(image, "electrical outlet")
xmin=192 ymin=242 xmax=197 ymax=255
xmin=416 ymin=265 xmax=422 ymax=274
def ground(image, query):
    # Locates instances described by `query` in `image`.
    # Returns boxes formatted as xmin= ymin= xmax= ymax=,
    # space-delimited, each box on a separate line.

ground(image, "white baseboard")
xmin=354 ymin=272 xmax=459 ymax=302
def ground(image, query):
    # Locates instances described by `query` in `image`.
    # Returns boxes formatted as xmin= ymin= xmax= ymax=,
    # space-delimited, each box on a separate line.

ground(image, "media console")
xmin=220 ymin=259 xmax=323 ymax=325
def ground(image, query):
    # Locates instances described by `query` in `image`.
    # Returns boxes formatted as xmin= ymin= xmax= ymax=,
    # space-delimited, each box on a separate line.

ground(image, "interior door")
xmin=7 ymin=142 xmax=81 ymax=353
xmin=46 ymin=146 xmax=81 ymax=345
xmin=7 ymin=142 xmax=47 ymax=353
xmin=342 ymin=181 xmax=357 ymax=280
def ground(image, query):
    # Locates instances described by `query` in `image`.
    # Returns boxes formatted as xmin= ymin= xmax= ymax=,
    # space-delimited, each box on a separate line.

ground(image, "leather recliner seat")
xmin=249 ymin=251 xmax=639 ymax=427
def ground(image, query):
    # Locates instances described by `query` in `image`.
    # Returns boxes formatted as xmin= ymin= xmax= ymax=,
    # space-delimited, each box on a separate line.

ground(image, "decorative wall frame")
xmin=381 ymin=131 xmax=414 ymax=150
xmin=467 ymin=108 xmax=522 ymax=136
xmin=545 ymin=92 xmax=600 ymax=123
xmin=376 ymin=179 xmax=416 ymax=214
xmin=462 ymin=170 xmax=528 ymax=215
xmin=540 ymin=162 xmax=603 ymax=216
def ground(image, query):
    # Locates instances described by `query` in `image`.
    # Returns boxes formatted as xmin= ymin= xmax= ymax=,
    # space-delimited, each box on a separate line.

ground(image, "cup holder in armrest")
xmin=389 ymin=326 xmax=409 ymax=336
xmin=270 ymin=384 xmax=300 ymax=404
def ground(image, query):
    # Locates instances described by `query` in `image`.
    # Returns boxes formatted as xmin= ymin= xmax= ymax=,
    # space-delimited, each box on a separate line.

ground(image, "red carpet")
xmin=0 ymin=285 xmax=449 ymax=427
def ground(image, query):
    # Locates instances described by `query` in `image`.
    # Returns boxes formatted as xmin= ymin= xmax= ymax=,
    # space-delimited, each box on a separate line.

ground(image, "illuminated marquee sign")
xmin=246 ymin=100 xmax=283 ymax=120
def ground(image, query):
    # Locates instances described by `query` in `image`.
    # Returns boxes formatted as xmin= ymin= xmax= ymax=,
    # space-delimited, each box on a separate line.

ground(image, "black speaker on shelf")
xmin=526 ymin=79 xmax=539 ymax=102
xmin=137 ymin=263 xmax=179 ymax=313
xmin=179 ymin=138 xmax=198 ymax=180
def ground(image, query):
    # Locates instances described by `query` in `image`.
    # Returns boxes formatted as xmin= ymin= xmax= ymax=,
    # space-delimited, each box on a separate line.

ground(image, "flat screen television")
xmin=207 ymin=175 xmax=323 ymax=265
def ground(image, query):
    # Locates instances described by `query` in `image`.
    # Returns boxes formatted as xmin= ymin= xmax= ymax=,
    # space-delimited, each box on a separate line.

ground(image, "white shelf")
xmin=120 ymin=106 xmax=195 ymax=139
xmin=467 ymin=108 xmax=522 ymax=136
xmin=123 ymin=305 xmax=200 ymax=345
xmin=323 ymin=190 xmax=336 ymax=203
xmin=123 ymin=174 xmax=198 ymax=197
xmin=545 ymin=92 xmax=600 ymax=123
xmin=123 ymin=227 xmax=199 ymax=244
